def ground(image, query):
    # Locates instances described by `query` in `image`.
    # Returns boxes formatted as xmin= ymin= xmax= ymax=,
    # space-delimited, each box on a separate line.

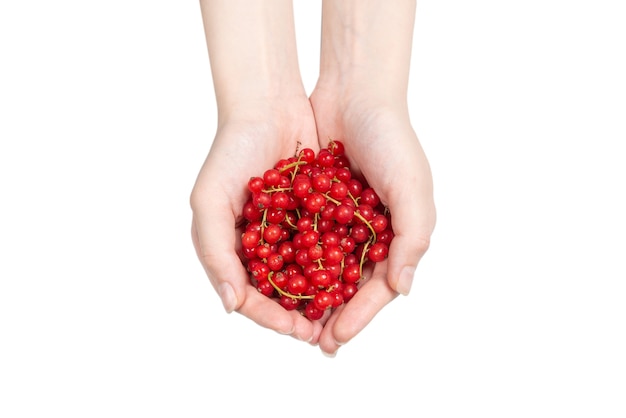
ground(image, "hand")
xmin=190 ymin=99 xmax=324 ymax=342
xmin=308 ymin=92 xmax=436 ymax=355
xmin=192 ymin=0 xmax=328 ymax=343
xmin=302 ymin=0 xmax=435 ymax=356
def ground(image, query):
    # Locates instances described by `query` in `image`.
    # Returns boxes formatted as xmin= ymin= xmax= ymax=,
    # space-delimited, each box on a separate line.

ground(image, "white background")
xmin=1 ymin=1 xmax=625 ymax=417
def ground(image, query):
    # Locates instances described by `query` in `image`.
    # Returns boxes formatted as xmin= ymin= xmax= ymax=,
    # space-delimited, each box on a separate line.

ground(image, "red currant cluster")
xmin=240 ymin=140 xmax=394 ymax=320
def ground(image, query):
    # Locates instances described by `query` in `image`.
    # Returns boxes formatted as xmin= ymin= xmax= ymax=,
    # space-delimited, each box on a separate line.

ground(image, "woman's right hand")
xmin=190 ymin=99 xmax=322 ymax=343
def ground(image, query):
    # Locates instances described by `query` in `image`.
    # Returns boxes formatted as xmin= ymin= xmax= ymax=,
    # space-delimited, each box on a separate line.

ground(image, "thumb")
xmin=385 ymin=178 xmax=436 ymax=296
xmin=191 ymin=212 xmax=248 ymax=313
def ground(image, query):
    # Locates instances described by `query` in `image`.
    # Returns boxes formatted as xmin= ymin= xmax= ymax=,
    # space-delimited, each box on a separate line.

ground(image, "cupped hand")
xmin=190 ymin=98 xmax=323 ymax=343
xmin=309 ymin=90 xmax=437 ymax=355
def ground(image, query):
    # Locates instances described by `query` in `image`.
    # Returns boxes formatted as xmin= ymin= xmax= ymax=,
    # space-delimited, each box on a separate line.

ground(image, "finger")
xmin=319 ymin=262 xmax=398 ymax=353
xmin=193 ymin=214 xmax=321 ymax=341
xmin=191 ymin=213 xmax=247 ymax=313
xmin=316 ymin=304 xmax=345 ymax=356
xmin=386 ymin=152 xmax=436 ymax=295
xmin=237 ymin=287 xmax=304 ymax=337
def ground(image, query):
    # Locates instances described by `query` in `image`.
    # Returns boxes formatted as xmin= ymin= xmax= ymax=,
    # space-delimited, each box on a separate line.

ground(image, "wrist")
xmin=316 ymin=0 xmax=416 ymax=106
xmin=216 ymin=91 xmax=310 ymax=127
xmin=201 ymin=0 xmax=306 ymax=114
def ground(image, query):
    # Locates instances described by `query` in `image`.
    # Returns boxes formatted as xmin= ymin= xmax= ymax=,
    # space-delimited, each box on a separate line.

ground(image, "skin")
xmin=190 ymin=0 xmax=436 ymax=355
xmin=191 ymin=0 xmax=322 ymax=342
xmin=310 ymin=0 xmax=436 ymax=355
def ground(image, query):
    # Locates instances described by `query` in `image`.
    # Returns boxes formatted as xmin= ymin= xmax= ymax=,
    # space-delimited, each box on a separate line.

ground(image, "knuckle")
xmin=413 ymin=235 xmax=431 ymax=255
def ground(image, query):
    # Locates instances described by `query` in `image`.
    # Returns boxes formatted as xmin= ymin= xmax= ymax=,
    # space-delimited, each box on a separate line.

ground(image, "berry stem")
xmin=359 ymin=237 xmax=374 ymax=277
xmin=324 ymin=194 xmax=377 ymax=241
xmin=347 ymin=191 xmax=359 ymax=207
xmin=267 ymin=272 xmax=314 ymax=300
xmin=284 ymin=214 xmax=297 ymax=230
xmin=278 ymin=160 xmax=307 ymax=174
xmin=260 ymin=208 xmax=268 ymax=237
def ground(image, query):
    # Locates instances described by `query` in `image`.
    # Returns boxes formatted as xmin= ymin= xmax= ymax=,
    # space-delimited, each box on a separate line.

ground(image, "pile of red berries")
xmin=240 ymin=140 xmax=394 ymax=320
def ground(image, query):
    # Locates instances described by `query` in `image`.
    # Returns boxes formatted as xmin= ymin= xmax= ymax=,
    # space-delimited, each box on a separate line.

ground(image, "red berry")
xmin=350 ymin=224 xmax=370 ymax=243
xmin=314 ymin=290 xmax=334 ymax=310
xmin=312 ymin=173 xmax=332 ymax=193
xmin=266 ymin=207 xmax=286 ymax=224
xmin=311 ymin=269 xmax=331 ymax=288
xmin=356 ymin=204 xmax=374 ymax=222
xmin=332 ymin=224 xmax=349 ymax=238
xmin=292 ymin=177 xmax=312 ymax=199
xmin=271 ymin=271 xmax=288 ymax=289
xmin=263 ymin=168 xmax=281 ymax=187
xmin=263 ymin=224 xmax=282 ymax=244
xmin=335 ymin=167 xmax=351 ymax=182
xmin=323 ymin=246 xmax=344 ymax=265
xmin=287 ymin=274 xmax=308 ymax=295
xmin=241 ymin=230 xmax=260 ymax=249
xmin=343 ymin=284 xmax=358 ymax=302
xmin=295 ymin=249 xmax=311 ymax=267
xmin=252 ymin=192 xmax=271 ymax=209
xmin=278 ymin=241 xmax=296 ymax=263
xmin=248 ymin=177 xmax=264 ymax=193
xmin=334 ymin=204 xmax=354 ymax=224
xmin=304 ymin=192 xmax=326 ymax=213
xmin=320 ymin=202 xmax=336 ymax=221
xmin=361 ymin=188 xmax=381 ymax=207
xmin=271 ymin=192 xmax=290 ymax=210
xmin=367 ymin=242 xmax=389 ymax=262
xmin=334 ymin=155 xmax=350 ymax=169
xmin=307 ymin=244 xmax=323 ymax=262
xmin=342 ymin=264 xmax=361 ymax=283
xmin=266 ymin=253 xmax=284 ymax=271
xmin=330 ymin=291 xmax=344 ymax=308
xmin=340 ymin=236 xmax=356 ymax=253
xmin=316 ymin=150 xmax=335 ymax=168
xmin=377 ymin=229 xmax=395 ymax=245
xmin=279 ymin=295 xmax=300 ymax=311
xmin=326 ymin=263 xmax=342 ymax=280
xmin=250 ymin=262 xmax=270 ymax=281
xmin=304 ymin=302 xmax=324 ymax=320
xmin=329 ymin=182 xmax=348 ymax=200
xmin=328 ymin=140 xmax=345 ymax=156
xmin=317 ymin=218 xmax=333 ymax=233
xmin=242 ymin=201 xmax=262 ymax=222
xmin=255 ymin=243 xmax=272 ymax=259
xmin=278 ymin=175 xmax=291 ymax=189
xmin=344 ymin=253 xmax=358 ymax=266
xmin=284 ymin=263 xmax=302 ymax=278
xmin=296 ymin=216 xmax=313 ymax=232
xmin=299 ymin=148 xmax=316 ymax=164
xmin=256 ymin=279 xmax=274 ymax=297
xmin=300 ymin=230 xmax=320 ymax=248
xmin=347 ymin=179 xmax=363 ymax=198
xmin=320 ymin=231 xmax=340 ymax=248
xmin=371 ymin=214 xmax=389 ymax=233
xmin=242 ymin=246 xmax=257 ymax=259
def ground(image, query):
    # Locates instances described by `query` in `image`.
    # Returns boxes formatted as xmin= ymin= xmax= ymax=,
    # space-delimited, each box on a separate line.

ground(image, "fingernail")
xmin=277 ymin=326 xmax=295 ymax=336
xmin=322 ymin=349 xmax=337 ymax=358
xmin=397 ymin=266 xmax=416 ymax=296
xmin=290 ymin=330 xmax=312 ymax=342
xmin=218 ymin=282 xmax=237 ymax=313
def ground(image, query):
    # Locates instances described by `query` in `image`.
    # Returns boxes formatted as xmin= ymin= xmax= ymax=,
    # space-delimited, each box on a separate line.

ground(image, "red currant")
xmin=367 ymin=242 xmax=389 ymax=263
xmin=239 ymin=140 xmax=393 ymax=321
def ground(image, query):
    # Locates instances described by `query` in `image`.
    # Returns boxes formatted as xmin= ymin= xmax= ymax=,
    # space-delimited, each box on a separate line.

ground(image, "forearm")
xmin=200 ymin=0 xmax=305 ymax=117
xmin=317 ymin=0 xmax=416 ymax=105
